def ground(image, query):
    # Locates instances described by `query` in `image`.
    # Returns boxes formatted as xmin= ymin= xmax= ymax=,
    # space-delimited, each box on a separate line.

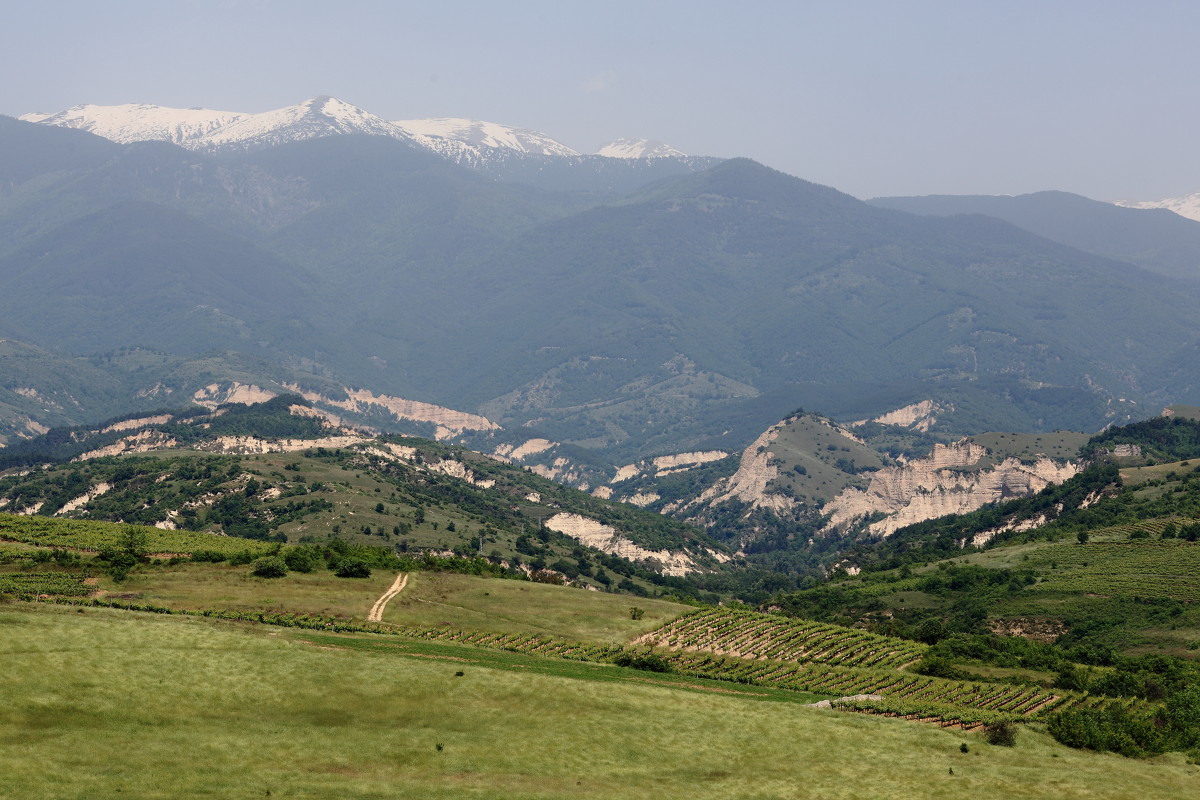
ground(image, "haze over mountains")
xmin=6 ymin=94 xmax=1200 ymax=555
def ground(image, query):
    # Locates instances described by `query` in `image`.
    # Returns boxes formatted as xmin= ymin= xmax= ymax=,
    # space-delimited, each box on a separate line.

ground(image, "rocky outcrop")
xmin=74 ymin=430 xmax=178 ymax=460
xmin=101 ymin=415 xmax=173 ymax=434
xmin=544 ymin=512 xmax=698 ymax=576
xmin=283 ymin=384 xmax=499 ymax=440
xmin=685 ymin=424 xmax=794 ymax=515
xmin=822 ymin=441 xmax=1079 ymax=537
xmin=852 ymin=400 xmax=946 ymax=432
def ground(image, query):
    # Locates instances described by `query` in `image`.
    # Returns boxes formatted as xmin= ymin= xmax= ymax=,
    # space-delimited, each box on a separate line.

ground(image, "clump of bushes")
xmin=251 ymin=556 xmax=288 ymax=578
xmin=984 ymin=722 xmax=1017 ymax=747
xmin=612 ymin=651 xmax=672 ymax=673
xmin=334 ymin=558 xmax=371 ymax=578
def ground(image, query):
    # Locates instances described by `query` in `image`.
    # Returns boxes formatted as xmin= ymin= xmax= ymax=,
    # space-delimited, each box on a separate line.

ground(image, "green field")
xmin=3 ymin=604 xmax=1197 ymax=800
xmin=84 ymin=563 xmax=691 ymax=644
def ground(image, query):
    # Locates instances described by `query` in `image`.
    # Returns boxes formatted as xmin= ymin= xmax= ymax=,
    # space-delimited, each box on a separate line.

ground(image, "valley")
xmin=7 ymin=81 xmax=1200 ymax=798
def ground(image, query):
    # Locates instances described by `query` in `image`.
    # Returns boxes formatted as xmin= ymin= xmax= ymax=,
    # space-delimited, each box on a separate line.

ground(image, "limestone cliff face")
xmin=682 ymin=423 xmax=795 ymax=516
xmin=543 ymin=512 xmax=700 ymax=576
xmin=669 ymin=413 xmax=1080 ymax=547
xmin=822 ymin=441 xmax=1079 ymax=537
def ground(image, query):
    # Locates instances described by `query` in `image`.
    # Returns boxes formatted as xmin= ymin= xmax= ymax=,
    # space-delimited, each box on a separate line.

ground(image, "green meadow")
xmin=3 ymin=603 xmax=1198 ymax=800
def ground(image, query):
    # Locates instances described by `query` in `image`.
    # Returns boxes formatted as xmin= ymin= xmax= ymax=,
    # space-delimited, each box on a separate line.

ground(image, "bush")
xmin=251 ymin=557 xmax=288 ymax=578
xmin=283 ymin=546 xmax=322 ymax=573
xmin=190 ymin=550 xmax=226 ymax=563
xmin=334 ymin=558 xmax=371 ymax=578
xmin=612 ymin=651 xmax=672 ymax=673
xmin=984 ymin=722 xmax=1017 ymax=747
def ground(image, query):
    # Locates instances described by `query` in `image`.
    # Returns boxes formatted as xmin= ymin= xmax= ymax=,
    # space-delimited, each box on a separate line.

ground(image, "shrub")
xmin=283 ymin=546 xmax=322 ymax=573
xmin=251 ymin=557 xmax=288 ymax=578
xmin=985 ymin=722 xmax=1017 ymax=747
xmin=190 ymin=550 xmax=226 ymax=563
xmin=334 ymin=558 xmax=371 ymax=578
xmin=612 ymin=651 xmax=672 ymax=673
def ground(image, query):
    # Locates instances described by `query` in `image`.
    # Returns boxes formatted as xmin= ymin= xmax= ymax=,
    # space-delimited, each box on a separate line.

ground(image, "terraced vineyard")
xmin=399 ymin=621 xmax=1091 ymax=727
xmin=637 ymin=607 xmax=928 ymax=669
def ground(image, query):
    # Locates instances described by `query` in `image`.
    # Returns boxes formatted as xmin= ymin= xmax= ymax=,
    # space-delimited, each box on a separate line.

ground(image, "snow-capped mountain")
xmin=19 ymin=96 xmax=695 ymax=169
xmin=18 ymin=103 xmax=250 ymax=147
xmin=199 ymin=95 xmax=425 ymax=152
xmin=394 ymin=117 xmax=578 ymax=158
xmin=596 ymin=138 xmax=687 ymax=159
xmin=1116 ymin=191 xmax=1200 ymax=223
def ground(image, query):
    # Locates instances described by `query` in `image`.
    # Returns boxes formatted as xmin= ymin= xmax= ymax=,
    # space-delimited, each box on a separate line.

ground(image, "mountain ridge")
xmin=19 ymin=96 xmax=692 ymax=165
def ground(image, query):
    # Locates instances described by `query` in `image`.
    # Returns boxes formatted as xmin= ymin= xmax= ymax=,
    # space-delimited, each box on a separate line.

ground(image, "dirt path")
xmin=367 ymin=572 xmax=408 ymax=622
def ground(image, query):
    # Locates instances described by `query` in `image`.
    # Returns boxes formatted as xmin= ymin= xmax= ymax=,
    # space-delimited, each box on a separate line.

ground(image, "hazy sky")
xmin=6 ymin=0 xmax=1198 ymax=200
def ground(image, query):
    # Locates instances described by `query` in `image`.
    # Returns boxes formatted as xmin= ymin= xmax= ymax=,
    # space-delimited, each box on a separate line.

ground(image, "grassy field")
xmin=3 ymin=603 xmax=1198 ymax=800
xmin=378 ymin=571 xmax=689 ymax=643
xmin=88 ymin=563 xmax=691 ymax=643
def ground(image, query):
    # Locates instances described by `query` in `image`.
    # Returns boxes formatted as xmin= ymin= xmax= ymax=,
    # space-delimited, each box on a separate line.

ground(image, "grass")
xmin=95 ymin=561 xmax=400 ymax=620
xmin=77 ymin=562 xmax=692 ymax=643
xmin=379 ymin=571 xmax=690 ymax=643
xmin=2 ymin=603 xmax=1198 ymax=799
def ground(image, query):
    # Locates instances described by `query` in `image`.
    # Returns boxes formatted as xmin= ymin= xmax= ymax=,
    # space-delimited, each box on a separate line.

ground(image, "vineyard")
xmin=1026 ymin=540 xmax=1200 ymax=602
xmin=636 ymin=607 xmax=928 ymax=669
xmin=0 ymin=572 xmax=92 ymax=599
xmin=0 ymin=514 xmax=275 ymax=557
xmin=16 ymin=592 xmax=1123 ymax=730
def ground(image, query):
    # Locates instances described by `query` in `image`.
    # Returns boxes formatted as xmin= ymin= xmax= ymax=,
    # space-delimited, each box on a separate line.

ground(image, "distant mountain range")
xmin=5 ymin=107 xmax=1200 ymax=485
xmin=19 ymin=95 xmax=689 ymax=163
xmin=1116 ymin=191 xmax=1200 ymax=223
xmin=869 ymin=190 xmax=1200 ymax=281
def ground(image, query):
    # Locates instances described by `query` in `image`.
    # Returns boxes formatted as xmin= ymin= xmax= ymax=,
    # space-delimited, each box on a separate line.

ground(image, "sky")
xmin=5 ymin=0 xmax=1199 ymax=201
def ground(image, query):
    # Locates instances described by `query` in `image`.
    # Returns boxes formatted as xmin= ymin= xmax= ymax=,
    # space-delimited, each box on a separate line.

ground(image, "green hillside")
xmin=7 ymin=603 xmax=1199 ymax=799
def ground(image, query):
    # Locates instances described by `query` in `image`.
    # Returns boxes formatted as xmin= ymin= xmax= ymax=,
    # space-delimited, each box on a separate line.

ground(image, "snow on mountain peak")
xmin=1115 ymin=191 xmax=1200 ymax=223
xmin=20 ymin=97 xmax=700 ymax=167
xmin=197 ymin=95 xmax=417 ymax=151
xmin=596 ymin=138 xmax=686 ymax=159
xmin=393 ymin=117 xmax=578 ymax=158
xmin=17 ymin=102 xmax=250 ymax=146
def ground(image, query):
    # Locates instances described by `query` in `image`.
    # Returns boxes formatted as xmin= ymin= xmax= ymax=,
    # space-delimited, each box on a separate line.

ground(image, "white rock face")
xmin=651 ymin=451 xmax=728 ymax=470
xmin=596 ymin=138 xmax=686 ymax=158
xmin=498 ymin=438 xmax=557 ymax=461
xmin=853 ymin=400 xmax=944 ymax=432
xmin=282 ymin=384 xmax=498 ymax=440
xmin=193 ymin=383 xmax=278 ymax=408
xmin=56 ymin=483 xmax=113 ymax=515
xmin=428 ymin=458 xmax=495 ymax=489
xmin=544 ymin=512 xmax=698 ymax=576
xmin=692 ymin=423 xmax=794 ymax=515
xmin=822 ymin=441 xmax=1080 ymax=537
xmin=101 ymin=415 xmax=173 ymax=434
xmin=198 ymin=435 xmax=365 ymax=455
xmin=1115 ymin=191 xmax=1200 ymax=223
xmin=74 ymin=430 xmax=177 ymax=460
